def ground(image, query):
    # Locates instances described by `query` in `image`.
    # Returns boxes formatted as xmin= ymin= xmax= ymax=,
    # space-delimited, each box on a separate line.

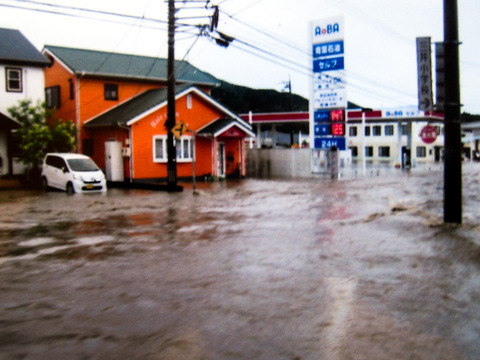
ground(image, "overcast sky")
xmin=1 ymin=0 xmax=479 ymax=114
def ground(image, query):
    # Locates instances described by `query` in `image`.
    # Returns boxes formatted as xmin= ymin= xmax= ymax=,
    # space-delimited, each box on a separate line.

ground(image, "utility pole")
xmin=443 ymin=0 xmax=462 ymax=223
xmin=166 ymin=0 xmax=180 ymax=191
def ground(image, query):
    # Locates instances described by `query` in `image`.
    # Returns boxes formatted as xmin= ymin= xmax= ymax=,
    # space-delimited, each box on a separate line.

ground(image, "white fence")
xmin=246 ymin=148 xmax=313 ymax=178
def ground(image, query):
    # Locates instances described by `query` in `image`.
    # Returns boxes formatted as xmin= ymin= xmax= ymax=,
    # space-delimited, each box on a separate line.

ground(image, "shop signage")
xmin=419 ymin=125 xmax=438 ymax=144
xmin=416 ymin=37 xmax=433 ymax=111
xmin=314 ymin=137 xmax=346 ymax=150
xmin=311 ymin=16 xmax=346 ymax=150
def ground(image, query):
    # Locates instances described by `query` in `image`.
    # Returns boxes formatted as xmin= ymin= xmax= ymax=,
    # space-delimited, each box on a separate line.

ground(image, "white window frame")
xmin=384 ymin=125 xmax=394 ymax=136
xmin=6 ymin=67 xmax=22 ymax=92
xmin=417 ymin=146 xmax=427 ymax=158
xmin=348 ymin=125 xmax=358 ymax=137
xmin=153 ymin=135 xmax=193 ymax=163
xmin=378 ymin=146 xmax=390 ymax=157
xmin=153 ymin=135 xmax=167 ymax=163
xmin=176 ymin=136 xmax=193 ymax=162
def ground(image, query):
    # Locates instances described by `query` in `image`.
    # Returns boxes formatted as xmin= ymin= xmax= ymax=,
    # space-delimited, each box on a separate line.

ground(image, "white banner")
xmin=416 ymin=37 xmax=433 ymax=111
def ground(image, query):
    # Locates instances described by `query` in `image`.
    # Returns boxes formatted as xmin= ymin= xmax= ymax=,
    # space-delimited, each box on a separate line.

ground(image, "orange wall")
xmin=131 ymin=91 xmax=221 ymax=180
xmin=84 ymin=127 xmax=130 ymax=178
xmin=44 ymin=56 xmax=249 ymax=181
xmin=43 ymin=57 xmax=77 ymax=126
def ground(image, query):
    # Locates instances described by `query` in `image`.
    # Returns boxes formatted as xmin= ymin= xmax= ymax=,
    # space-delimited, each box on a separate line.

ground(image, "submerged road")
xmin=1 ymin=164 xmax=480 ymax=359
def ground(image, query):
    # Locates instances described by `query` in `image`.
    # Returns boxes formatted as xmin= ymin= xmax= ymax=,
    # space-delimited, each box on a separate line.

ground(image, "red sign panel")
xmin=330 ymin=109 xmax=345 ymax=122
xmin=419 ymin=125 xmax=438 ymax=144
xmin=331 ymin=123 xmax=344 ymax=136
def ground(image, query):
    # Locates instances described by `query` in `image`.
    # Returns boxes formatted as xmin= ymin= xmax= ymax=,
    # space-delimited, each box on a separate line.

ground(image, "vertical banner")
xmin=310 ymin=16 xmax=346 ymax=150
xmin=416 ymin=37 xmax=433 ymax=111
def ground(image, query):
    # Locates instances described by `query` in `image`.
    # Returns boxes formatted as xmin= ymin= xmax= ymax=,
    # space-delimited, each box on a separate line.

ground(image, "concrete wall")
xmin=246 ymin=148 xmax=312 ymax=178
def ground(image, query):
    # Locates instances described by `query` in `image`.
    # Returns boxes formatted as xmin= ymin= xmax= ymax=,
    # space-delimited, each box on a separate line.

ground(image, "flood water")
xmin=1 ymin=163 xmax=480 ymax=359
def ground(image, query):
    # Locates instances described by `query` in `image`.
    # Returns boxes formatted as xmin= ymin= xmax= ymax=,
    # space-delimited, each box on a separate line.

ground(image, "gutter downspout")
xmin=75 ymin=72 xmax=84 ymax=153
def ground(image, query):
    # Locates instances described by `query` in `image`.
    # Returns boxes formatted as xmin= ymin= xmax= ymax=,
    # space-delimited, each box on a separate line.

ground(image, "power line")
xmin=2 ymin=0 xmax=420 ymax=106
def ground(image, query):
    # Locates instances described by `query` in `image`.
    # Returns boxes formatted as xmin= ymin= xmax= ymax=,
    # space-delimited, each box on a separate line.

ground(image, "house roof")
xmin=0 ymin=28 xmax=50 ymax=67
xmin=84 ymin=85 xmax=190 ymax=128
xmin=43 ymin=45 xmax=219 ymax=87
xmin=84 ymin=86 xmax=254 ymax=137
xmin=0 ymin=112 xmax=20 ymax=130
xmin=197 ymin=118 xmax=255 ymax=138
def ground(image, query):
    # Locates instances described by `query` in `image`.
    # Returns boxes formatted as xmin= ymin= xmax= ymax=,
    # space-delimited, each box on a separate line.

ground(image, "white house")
xmin=0 ymin=28 xmax=50 ymax=175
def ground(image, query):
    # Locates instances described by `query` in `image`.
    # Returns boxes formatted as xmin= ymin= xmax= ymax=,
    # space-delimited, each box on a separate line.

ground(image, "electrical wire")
xmin=0 ymin=0 xmax=440 ymax=107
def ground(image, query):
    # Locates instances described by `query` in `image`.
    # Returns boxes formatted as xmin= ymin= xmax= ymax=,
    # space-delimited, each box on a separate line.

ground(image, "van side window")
xmin=46 ymin=155 xmax=60 ymax=168
xmin=46 ymin=155 xmax=68 ymax=171
xmin=59 ymin=158 xmax=69 ymax=172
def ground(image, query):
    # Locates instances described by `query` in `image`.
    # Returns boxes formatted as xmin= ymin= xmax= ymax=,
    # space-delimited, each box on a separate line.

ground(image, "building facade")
xmin=43 ymin=46 xmax=254 ymax=182
xmin=0 ymin=28 xmax=50 ymax=175
xmin=244 ymin=108 xmax=446 ymax=167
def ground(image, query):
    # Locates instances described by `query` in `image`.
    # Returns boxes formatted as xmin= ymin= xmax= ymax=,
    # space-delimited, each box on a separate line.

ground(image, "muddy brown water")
xmin=1 ymin=164 xmax=480 ymax=359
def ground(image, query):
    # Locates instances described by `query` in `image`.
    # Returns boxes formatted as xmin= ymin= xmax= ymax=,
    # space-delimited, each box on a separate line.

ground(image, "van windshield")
xmin=67 ymin=158 xmax=99 ymax=172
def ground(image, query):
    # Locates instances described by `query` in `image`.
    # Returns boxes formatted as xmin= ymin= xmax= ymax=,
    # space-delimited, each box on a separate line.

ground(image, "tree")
xmin=8 ymin=100 xmax=76 ymax=184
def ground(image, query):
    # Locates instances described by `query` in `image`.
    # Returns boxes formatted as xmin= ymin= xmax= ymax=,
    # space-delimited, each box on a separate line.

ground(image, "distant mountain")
xmin=461 ymin=113 xmax=480 ymax=122
xmin=210 ymin=80 xmax=308 ymax=114
xmin=210 ymin=80 xmax=362 ymax=114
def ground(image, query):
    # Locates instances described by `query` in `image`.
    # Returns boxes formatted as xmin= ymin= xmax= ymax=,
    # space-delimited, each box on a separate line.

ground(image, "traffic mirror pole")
xmin=443 ymin=0 xmax=462 ymax=223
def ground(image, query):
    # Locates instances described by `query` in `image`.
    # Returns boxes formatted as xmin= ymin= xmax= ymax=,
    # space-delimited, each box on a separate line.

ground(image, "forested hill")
xmin=210 ymin=80 xmax=308 ymax=114
xmin=210 ymin=80 xmax=362 ymax=114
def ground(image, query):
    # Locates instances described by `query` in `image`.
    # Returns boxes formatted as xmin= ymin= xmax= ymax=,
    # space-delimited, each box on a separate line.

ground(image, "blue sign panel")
xmin=313 ymin=56 xmax=344 ymax=73
xmin=314 ymin=137 xmax=346 ymax=150
xmin=314 ymin=109 xmax=330 ymax=122
xmin=313 ymin=40 xmax=344 ymax=58
xmin=314 ymin=124 xmax=331 ymax=136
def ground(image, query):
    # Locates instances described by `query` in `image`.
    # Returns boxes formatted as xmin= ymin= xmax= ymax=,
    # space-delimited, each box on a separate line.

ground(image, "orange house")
xmin=84 ymin=85 xmax=254 ymax=182
xmin=42 ymin=46 xmax=254 ymax=182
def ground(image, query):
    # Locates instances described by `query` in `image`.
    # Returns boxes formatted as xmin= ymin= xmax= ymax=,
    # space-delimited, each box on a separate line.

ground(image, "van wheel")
xmin=41 ymin=177 xmax=49 ymax=192
xmin=66 ymin=182 xmax=75 ymax=194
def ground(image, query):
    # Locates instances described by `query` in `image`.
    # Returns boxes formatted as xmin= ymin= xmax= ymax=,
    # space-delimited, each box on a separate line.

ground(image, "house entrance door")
xmin=217 ymin=142 xmax=225 ymax=177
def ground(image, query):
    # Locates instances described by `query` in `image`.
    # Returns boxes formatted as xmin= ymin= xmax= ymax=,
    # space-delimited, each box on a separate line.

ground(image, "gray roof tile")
xmin=44 ymin=45 xmax=219 ymax=86
xmin=0 ymin=28 xmax=50 ymax=66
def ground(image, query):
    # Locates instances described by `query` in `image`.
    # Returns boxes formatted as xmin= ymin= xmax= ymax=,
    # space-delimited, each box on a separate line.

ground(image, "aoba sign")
xmin=311 ymin=16 xmax=344 ymax=44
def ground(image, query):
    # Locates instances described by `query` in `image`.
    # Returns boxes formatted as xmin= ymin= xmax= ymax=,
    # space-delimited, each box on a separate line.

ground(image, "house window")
xmin=385 ymin=125 xmax=394 ymax=136
xmin=153 ymin=136 xmax=167 ymax=162
xmin=176 ymin=136 xmax=193 ymax=162
xmin=417 ymin=146 xmax=427 ymax=158
xmin=45 ymin=86 xmax=61 ymax=109
xmin=349 ymin=126 xmax=358 ymax=137
xmin=373 ymin=125 xmax=382 ymax=136
xmin=104 ymin=84 xmax=118 ymax=101
xmin=365 ymin=146 xmax=373 ymax=157
xmin=187 ymin=93 xmax=192 ymax=110
xmin=379 ymin=146 xmax=390 ymax=157
xmin=350 ymin=146 xmax=358 ymax=157
xmin=364 ymin=126 xmax=371 ymax=136
xmin=69 ymin=79 xmax=74 ymax=100
xmin=153 ymin=135 xmax=193 ymax=162
xmin=6 ymin=68 xmax=22 ymax=92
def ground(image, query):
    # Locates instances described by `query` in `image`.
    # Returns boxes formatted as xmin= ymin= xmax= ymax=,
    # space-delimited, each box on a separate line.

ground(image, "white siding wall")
xmin=0 ymin=65 xmax=45 ymax=114
xmin=0 ymin=64 xmax=45 ymax=175
xmin=346 ymin=121 xmax=444 ymax=164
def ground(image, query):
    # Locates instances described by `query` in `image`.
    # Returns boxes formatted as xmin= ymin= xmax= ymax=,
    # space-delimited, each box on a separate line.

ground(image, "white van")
xmin=41 ymin=153 xmax=107 ymax=194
